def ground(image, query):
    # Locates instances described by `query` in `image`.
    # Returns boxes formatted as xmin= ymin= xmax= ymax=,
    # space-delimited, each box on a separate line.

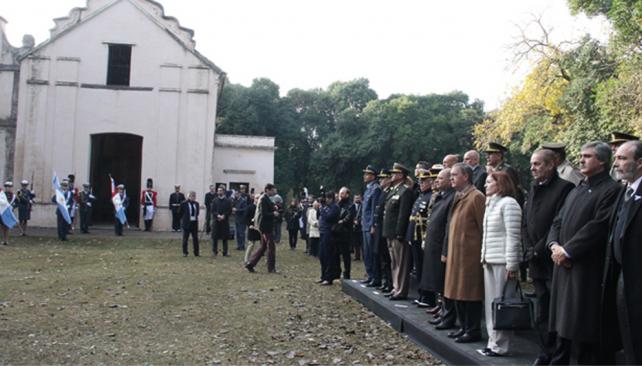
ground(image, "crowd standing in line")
xmin=1 ymin=131 xmax=641 ymax=364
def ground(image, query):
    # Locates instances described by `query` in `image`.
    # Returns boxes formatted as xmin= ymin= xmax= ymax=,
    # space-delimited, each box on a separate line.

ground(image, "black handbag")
xmin=492 ymin=279 xmax=534 ymax=330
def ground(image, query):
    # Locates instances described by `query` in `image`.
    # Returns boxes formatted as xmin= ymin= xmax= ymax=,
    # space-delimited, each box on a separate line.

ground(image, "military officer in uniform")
xmin=1 ymin=181 xmax=16 ymax=245
xmin=409 ymin=169 xmax=434 ymax=307
xmin=67 ymin=174 xmax=78 ymax=234
xmin=52 ymin=180 xmax=74 ymax=241
xmin=382 ymin=162 xmax=414 ymax=300
xmin=114 ymin=184 xmax=129 ymax=236
xmin=541 ymin=142 xmax=584 ymax=186
xmin=78 ymin=183 xmax=96 ymax=234
xmin=16 ymin=180 xmax=35 ymax=236
xmin=141 ymin=178 xmax=157 ymax=231
xmin=609 ymin=132 xmax=639 ymax=180
xmin=373 ymin=169 xmax=393 ymax=292
xmin=485 ymin=142 xmax=524 ymax=205
xmin=169 ymin=184 xmax=185 ymax=232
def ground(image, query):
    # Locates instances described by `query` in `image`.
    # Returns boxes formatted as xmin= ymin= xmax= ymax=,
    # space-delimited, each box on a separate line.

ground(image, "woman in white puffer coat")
xmin=478 ymin=171 xmax=523 ymax=357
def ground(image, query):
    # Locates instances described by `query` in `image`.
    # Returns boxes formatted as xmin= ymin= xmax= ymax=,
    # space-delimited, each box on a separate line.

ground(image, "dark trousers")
xmin=617 ymin=273 xmax=639 ymax=364
xmin=309 ymin=237 xmax=319 ymax=257
xmin=319 ymin=232 xmax=338 ymax=281
xmin=211 ymin=238 xmax=228 ymax=256
xmin=352 ymin=231 xmax=362 ymax=260
xmin=114 ymin=219 xmax=124 ymax=236
xmin=56 ymin=213 xmax=67 ymax=241
xmin=273 ymin=222 xmax=282 ymax=243
xmin=533 ymin=279 xmax=556 ymax=358
xmin=439 ymin=296 xmax=457 ymax=326
xmin=335 ymin=235 xmax=352 ymax=279
xmin=248 ymin=231 xmax=275 ymax=272
xmin=549 ymin=337 xmax=613 ymax=365
xmin=79 ymin=208 xmax=90 ymax=233
xmin=379 ymin=236 xmax=392 ymax=287
xmin=418 ymin=290 xmax=437 ymax=307
xmin=144 ymin=220 xmax=152 ymax=231
xmin=182 ymin=222 xmax=199 ymax=256
xmin=454 ymin=300 xmax=482 ymax=336
xmin=171 ymin=210 xmax=180 ymax=231
xmin=235 ymin=222 xmax=246 ymax=250
xmin=288 ymin=229 xmax=298 ymax=249
xmin=410 ymin=240 xmax=423 ymax=280
xmin=362 ymin=231 xmax=376 ymax=282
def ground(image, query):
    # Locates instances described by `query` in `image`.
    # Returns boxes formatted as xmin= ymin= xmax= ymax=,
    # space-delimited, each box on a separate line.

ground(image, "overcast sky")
xmin=2 ymin=0 xmax=610 ymax=110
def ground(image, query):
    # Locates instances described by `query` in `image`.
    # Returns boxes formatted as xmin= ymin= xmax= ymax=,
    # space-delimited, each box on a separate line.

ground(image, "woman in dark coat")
xmin=284 ymin=200 xmax=301 ymax=250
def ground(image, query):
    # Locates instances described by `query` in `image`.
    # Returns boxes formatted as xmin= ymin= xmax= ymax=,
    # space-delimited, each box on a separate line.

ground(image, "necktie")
xmin=624 ymin=186 xmax=634 ymax=201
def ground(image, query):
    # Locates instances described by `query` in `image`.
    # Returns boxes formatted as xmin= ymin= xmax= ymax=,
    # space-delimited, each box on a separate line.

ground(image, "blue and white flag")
xmin=52 ymin=174 xmax=72 ymax=224
xmin=0 ymin=190 xmax=17 ymax=229
xmin=109 ymin=175 xmax=127 ymax=225
xmin=112 ymin=193 xmax=127 ymax=225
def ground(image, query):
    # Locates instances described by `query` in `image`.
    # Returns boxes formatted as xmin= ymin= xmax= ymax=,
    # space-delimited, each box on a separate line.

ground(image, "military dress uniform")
xmin=16 ymin=181 xmax=35 ymax=234
xmin=169 ymin=187 xmax=185 ymax=232
xmin=382 ymin=163 xmax=414 ymax=300
xmin=541 ymin=142 xmax=584 ymax=186
xmin=373 ymin=169 xmax=393 ymax=292
xmin=408 ymin=171 xmax=435 ymax=306
xmin=51 ymin=182 xmax=74 ymax=241
xmin=141 ymin=179 xmax=157 ymax=231
xmin=486 ymin=142 xmax=525 ymax=206
xmin=78 ymin=184 xmax=96 ymax=233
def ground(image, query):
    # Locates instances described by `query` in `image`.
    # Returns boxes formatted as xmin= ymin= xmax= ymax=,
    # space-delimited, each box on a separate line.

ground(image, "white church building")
xmin=1 ymin=0 xmax=275 ymax=230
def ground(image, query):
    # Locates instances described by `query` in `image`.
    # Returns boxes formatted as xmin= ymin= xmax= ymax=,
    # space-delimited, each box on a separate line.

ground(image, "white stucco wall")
xmin=13 ymin=0 xmax=222 ymax=230
xmin=212 ymin=134 xmax=276 ymax=194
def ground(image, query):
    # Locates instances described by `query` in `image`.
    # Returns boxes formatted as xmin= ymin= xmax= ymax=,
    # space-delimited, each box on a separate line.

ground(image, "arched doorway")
xmin=89 ymin=133 xmax=142 ymax=226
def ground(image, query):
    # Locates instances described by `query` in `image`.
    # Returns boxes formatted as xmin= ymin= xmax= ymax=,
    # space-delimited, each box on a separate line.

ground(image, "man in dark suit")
xmin=464 ymin=150 xmax=487 ymax=194
xmin=204 ymin=185 xmax=215 ymax=234
xmin=522 ymin=149 xmax=575 ymax=365
xmin=546 ymin=141 xmax=621 ymax=364
xmin=245 ymin=183 xmax=279 ymax=272
xmin=382 ymin=162 xmax=414 ymax=300
xmin=210 ymin=186 xmax=232 ymax=256
xmin=602 ymin=140 xmax=642 ymax=364
xmin=169 ymin=185 xmax=185 ymax=232
xmin=180 ymin=191 xmax=200 ymax=257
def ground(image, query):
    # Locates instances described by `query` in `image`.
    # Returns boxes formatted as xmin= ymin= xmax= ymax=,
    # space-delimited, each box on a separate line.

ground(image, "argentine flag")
xmin=110 ymin=176 xmax=127 ymax=225
xmin=52 ymin=174 xmax=72 ymax=224
xmin=0 ymin=190 xmax=17 ymax=229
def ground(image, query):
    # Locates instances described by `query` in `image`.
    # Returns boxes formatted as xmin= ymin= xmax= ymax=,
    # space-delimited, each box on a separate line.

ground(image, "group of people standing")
xmin=303 ymin=132 xmax=640 ymax=364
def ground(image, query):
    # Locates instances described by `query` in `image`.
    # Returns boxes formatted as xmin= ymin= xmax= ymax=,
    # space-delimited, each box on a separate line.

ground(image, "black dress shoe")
xmin=244 ymin=263 xmax=255 ymax=273
xmin=455 ymin=332 xmax=481 ymax=343
xmin=435 ymin=322 xmax=456 ymax=330
xmin=382 ymin=287 xmax=393 ymax=293
xmin=366 ymin=282 xmax=381 ymax=288
xmin=447 ymin=329 xmax=465 ymax=338
xmin=428 ymin=318 xmax=442 ymax=325
xmin=477 ymin=348 xmax=504 ymax=357
xmin=426 ymin=305 xmax=441 ymax=314
xmin=389 ymin=295 xmax=407 ymax=301
xmin=320 ymin=280 xmax=332 ymax=286
xmin=360 ymin=279 xmax=371 ymax=284
xmin=383 ymin=292 xmax=393 ymax=297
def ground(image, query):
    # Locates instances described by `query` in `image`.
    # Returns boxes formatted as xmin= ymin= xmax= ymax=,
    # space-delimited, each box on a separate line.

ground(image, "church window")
xmin=107 ymin=44 xmax=132 ymax=86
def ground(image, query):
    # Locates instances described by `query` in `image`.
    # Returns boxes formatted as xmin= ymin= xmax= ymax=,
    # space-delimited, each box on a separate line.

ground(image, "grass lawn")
xmin=0 ymin=233 xmax=439 ymax=365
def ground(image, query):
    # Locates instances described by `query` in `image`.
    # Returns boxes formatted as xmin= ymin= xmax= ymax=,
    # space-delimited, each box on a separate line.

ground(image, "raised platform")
xmin=342 ymin=279 xmax=541 ymax=365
